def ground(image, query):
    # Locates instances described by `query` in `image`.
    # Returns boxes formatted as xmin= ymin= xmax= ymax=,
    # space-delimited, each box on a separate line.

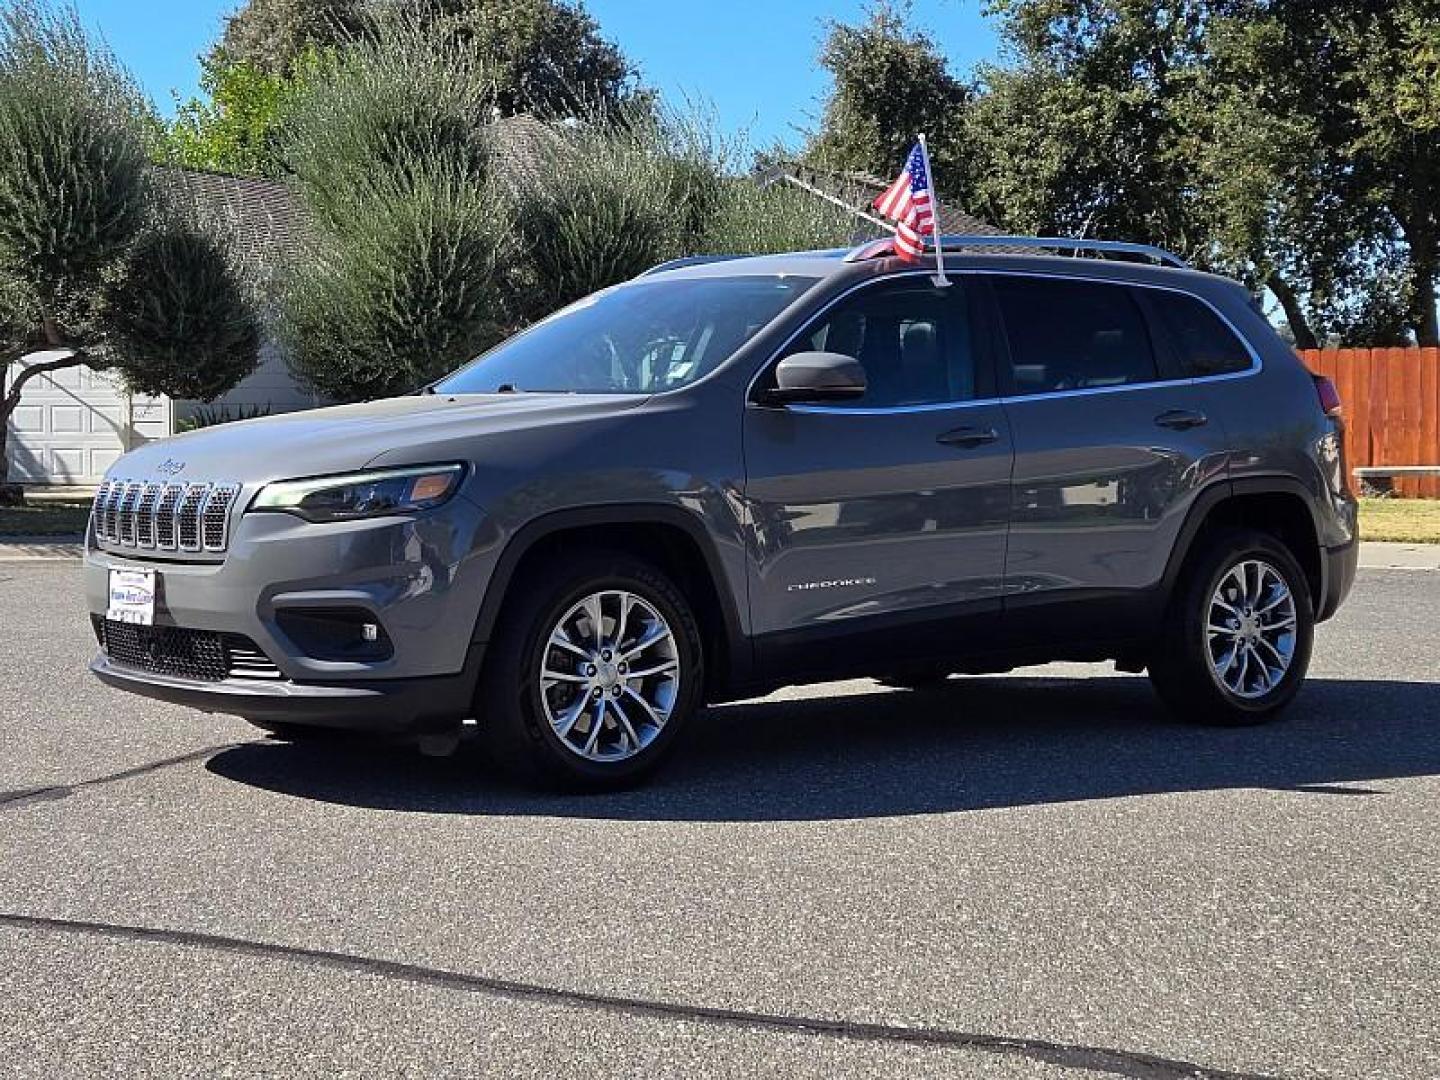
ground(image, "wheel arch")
xmin=1162 ymin=478 xmax=1326 ymax=609
xmin=470 ymin=504 xmax=749 ymax=696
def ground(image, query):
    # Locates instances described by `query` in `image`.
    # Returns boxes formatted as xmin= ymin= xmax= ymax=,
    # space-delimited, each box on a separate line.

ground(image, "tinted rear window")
xmin=992 ymin=277 xmax=1159 ymax=395
xmin=1148 ymin=290 xmax=1253 ymax=377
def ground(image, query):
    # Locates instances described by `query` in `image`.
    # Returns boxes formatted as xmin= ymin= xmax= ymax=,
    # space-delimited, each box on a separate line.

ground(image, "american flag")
xmin=872 ymin=143 xmax=934 ymax=263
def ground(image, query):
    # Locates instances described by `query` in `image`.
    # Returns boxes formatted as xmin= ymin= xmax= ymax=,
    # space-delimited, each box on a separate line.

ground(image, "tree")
xmin=171 ymin=0 xmax=643 ymax=181
xmin=411 ymin=0 xmax=646 ymax=118
xmin=966 ymin=0 xmax=1440 ymax=347
xmin=807 ymin=2 xmax=972 ymax=187
xmin=214 ymin=0 xmax=359 ymax=77
xmin=160 ymin=54 xmax=300 ymax=177
xmin=274 ymin=16 xmax=511 ymax=401
xmin=0 ymin=2 xmax=260 ymax=492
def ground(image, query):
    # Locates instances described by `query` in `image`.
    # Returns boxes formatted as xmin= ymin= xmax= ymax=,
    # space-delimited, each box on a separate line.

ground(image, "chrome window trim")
xmin=789 ymin=398 xmax=998 ymax=417
xmin=744 ymin=267 xmax=1262 ymax=416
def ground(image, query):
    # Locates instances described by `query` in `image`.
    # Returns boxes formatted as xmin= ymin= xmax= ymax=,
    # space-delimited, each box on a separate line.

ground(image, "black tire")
xmin=476 ymin=551 xmax=704 ymax=790
xmin=1149 ymin=527 xmax=1315 ymax=726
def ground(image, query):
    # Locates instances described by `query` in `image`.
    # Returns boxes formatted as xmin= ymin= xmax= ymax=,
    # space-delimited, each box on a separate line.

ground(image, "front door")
xmin=742 ymin=275 xmax=1013 ymax=680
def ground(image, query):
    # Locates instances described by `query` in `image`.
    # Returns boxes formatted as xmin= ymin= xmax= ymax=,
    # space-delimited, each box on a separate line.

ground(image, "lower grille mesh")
xmin=94 ymin=618 xmax=281 ymax=682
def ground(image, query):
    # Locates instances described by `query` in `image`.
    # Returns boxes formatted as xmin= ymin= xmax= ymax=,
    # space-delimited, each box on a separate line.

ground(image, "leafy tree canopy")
xmin=0 ymin=1 xmax=259 ymax=485
xmin=807 ymin=2 xmax=971 ymax=186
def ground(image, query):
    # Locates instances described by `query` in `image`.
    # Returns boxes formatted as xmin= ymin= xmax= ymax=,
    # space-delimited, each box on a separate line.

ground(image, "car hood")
xmin=108 ymin=393 xmax=649 ymax=486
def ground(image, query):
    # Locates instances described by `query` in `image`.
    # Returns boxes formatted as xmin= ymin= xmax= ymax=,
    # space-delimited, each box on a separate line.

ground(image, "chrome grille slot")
xmin=201 ymin=484 xmax=239 ymax=551
xmin=100 ymin=480 xmax=122 ymax=544
xmin=91 ymin=481 xmax=113 ymax=541
xmin=154 ymin=483 xmax=185 ymax=549
xmin=134 ymin=483 xmax=163 ymax=547
xmin=102 ymin=480 xmax=121 ymax=542
xmin=116 ymin=481 xmax=144 ymax=545
xmin=176 ymin=483 xmax=210 ymax=552
xmin=226 ymin=640 xmax=283 ymax=680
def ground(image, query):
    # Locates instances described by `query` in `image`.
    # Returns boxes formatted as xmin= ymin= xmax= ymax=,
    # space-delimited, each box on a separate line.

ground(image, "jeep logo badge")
xmin=155 ymin=459 xmax=187 ymax=477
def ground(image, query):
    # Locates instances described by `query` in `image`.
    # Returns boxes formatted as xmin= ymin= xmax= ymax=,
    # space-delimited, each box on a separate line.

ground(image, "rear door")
xmin=742 ymin=275 xmax=1013 ymax=678
xmin=984 ymin=274 xmax=1231 ymax=641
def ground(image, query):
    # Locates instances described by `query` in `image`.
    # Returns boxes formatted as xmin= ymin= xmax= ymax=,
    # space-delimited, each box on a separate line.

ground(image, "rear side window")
xmin=992 ymin=277 xmax=1159 ymax=395
xmin=1147 ymin=290 xmax=1253 ymax=377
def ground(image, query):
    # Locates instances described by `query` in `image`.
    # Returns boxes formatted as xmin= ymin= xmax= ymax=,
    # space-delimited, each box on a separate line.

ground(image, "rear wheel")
xmin=1149 ymin=528 xmax=1314 ymax=725
xmin=477 ymin=552 xmax=704 ymax=789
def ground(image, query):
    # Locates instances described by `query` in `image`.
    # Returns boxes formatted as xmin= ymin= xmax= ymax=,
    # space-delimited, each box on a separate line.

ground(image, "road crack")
xmin=0 ymin=911 xmax=1278 ymax=1080
xmin=0 ymin=742 xmax=250 ymax=809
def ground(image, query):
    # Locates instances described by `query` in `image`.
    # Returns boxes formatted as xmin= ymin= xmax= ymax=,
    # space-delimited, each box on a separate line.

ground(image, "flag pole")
xmin=916 ymin=133 xmax=950 ymax=288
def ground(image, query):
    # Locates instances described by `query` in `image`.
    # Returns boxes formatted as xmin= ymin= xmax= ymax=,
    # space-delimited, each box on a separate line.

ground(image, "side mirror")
xmin=764 ymin=351 xmax=867 ymax=405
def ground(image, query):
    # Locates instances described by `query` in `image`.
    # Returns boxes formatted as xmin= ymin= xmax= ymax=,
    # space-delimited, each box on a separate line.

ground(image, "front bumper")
xmin=1317 ymin=537 xmax=1358 ymax=622
xmin=86 ymin=496 xmax=503 ymax=728
xmin=89 ymin=644 xmax=484 ymax=731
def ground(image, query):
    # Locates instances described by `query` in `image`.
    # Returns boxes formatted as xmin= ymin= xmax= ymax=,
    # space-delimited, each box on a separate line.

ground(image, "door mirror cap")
xmin=764 ymin=351 xmax=867 ymax=405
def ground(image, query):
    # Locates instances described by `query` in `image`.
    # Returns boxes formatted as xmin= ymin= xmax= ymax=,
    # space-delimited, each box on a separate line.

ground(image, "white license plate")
xmin=106 ymin=568 xmax=157 ymax=626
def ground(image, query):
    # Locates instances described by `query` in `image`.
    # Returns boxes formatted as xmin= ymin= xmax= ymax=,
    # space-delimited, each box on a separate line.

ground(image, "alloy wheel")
xmin=1204 ymin=559 xmax=1298 ymax=700
xmin=537 ymin=589 xmax=681 ymax=762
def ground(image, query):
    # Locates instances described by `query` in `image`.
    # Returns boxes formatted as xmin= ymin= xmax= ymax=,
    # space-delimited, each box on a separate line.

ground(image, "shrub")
xmin=102 ymin=213 xmax=262 ymax=400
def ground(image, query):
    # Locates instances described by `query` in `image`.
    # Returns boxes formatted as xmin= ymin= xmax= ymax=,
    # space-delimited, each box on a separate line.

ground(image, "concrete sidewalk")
xmin=3 ymin=537 xmax=1437 ymax=567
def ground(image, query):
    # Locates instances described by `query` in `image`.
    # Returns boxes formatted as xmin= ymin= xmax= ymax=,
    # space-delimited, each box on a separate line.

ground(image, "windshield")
xmin=434 ymin=275 xmax=818 ymax=395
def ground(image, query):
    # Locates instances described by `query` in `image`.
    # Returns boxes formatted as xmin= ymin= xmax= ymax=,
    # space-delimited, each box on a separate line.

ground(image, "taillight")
xmin=1313 ymin=374 xmax=1342 ymax=417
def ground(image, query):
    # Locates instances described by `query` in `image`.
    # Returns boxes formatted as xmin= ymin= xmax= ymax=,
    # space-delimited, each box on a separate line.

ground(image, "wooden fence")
xmin=1299 ymin=348 xmax=1440 ymax=499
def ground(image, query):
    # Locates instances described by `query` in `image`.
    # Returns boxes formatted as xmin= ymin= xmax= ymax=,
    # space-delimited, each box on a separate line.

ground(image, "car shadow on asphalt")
xmin=204 ymin=676 xmax=1440 ymax=822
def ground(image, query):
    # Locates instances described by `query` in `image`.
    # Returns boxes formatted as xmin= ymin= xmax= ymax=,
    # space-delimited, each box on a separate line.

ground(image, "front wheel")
xmin=1149 ymin=528 xmax=1315 ymax=726
xmin=477 ymin=552 xmax=704 ymax=789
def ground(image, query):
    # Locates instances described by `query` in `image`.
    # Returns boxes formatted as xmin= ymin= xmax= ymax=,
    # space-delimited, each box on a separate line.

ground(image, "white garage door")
xmin=6 ymin=351 xmax=171 ymax=485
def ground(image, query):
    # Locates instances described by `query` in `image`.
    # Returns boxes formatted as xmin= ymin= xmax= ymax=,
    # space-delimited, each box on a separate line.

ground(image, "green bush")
xmin=279 ymin=166 xmax=510 ymax=400
xmin=702 ymin=177 xmax=856 ymax=255
xmin=279 ymin=17 xmax=494 ymax=237
xmin=0 ymin=1 xmax=150 ymax=323
xmin=102 ymin=213 xmax=262 ymax=400
xmin=276 ymin=15 xmax=511 ymax=400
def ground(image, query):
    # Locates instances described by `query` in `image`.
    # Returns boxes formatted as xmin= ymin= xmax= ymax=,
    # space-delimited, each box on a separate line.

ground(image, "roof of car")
xmin=637 ymin=247 xmax=1247 ymax=300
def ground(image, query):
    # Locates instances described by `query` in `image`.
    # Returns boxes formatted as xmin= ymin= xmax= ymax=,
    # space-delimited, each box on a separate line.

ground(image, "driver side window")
xmin=781 ymin=281 xmax=976 ymax=409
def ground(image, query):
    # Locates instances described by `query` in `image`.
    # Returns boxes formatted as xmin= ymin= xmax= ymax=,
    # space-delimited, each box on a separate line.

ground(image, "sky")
xmin=69 ymin=0 xmax=1002 ymax=151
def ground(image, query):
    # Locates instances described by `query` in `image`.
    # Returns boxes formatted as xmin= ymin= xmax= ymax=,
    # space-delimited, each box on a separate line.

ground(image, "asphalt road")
xmin=1 ymin=562 xmax=1437 ymax=1078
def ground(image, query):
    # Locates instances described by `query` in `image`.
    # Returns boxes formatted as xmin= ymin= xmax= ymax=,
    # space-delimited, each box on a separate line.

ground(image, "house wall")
xmin=8 ymin=338 xmax=322 ymax=485
xmin=174 ymin=338 xmax=322 ymax=424
xmin=5 ymin=351 xmax=170 ymax=485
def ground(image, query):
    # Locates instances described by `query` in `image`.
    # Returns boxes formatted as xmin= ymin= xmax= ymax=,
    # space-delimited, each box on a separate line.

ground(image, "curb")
xmin=0 ymin=535 xmax=84 ymax=561
xmin=1357 ymin=541 xmax=1440 ymax=571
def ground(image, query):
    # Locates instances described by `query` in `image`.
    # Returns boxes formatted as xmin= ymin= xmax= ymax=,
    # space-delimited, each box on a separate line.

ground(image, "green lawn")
xmin=1359 ymin=497 xmax=1440 ymax=544
xmin=0 ymin=499 xmax=91 ymax=538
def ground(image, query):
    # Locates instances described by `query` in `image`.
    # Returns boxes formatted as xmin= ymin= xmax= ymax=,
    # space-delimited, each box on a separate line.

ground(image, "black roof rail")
xmin=637 ymin=254 xmax=751 ymax=277
xmin=844 ymin=234 xmax=1191 ymax=269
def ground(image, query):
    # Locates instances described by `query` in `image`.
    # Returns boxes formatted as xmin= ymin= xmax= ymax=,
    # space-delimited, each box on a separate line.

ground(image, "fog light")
xmin=274 ymin=608 xmax=393 ymax=662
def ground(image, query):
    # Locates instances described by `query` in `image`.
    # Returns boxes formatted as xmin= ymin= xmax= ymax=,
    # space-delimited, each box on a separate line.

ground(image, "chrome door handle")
xmin=937 ymin=425 xmax=1000 ymax=448
xmin=1154 ymin=409 xmax=1208 ymax=431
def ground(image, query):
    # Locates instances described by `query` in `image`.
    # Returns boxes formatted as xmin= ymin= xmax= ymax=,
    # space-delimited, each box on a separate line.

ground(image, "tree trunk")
xmin=1409 ymin=237 xmax=1439 ymax=348
xmin=1266 ymin=274 xmax=1319 ymax=350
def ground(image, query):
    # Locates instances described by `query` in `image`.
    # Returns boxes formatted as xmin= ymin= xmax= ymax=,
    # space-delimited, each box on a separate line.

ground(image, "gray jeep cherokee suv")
xmin=86 ymin=235 xmax=1358 ymax=788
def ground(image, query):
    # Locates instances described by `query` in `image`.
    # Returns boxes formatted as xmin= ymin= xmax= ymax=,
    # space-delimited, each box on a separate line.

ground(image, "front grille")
xmin=94 ymin=478 xmax=241 ymax=554
xmin=94 ymin=617 xmax=281 ymax=682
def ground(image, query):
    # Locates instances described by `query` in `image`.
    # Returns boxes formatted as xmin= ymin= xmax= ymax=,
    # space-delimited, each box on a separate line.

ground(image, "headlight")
xmin=250 ymin=464 xmax=464 ymax=522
